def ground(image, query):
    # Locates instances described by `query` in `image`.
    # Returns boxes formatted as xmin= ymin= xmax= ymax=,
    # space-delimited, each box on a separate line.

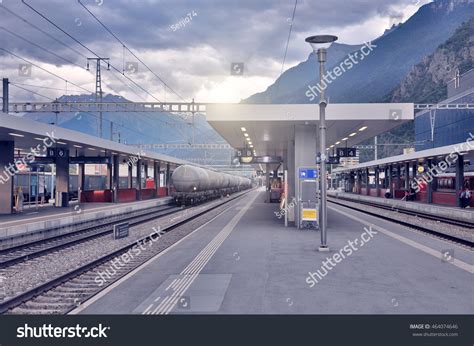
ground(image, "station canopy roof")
xmin=333 ymin=141 xmax=474 ymax=173
xmin=0 ymin=112 xmax=188 ymax=166
xmin=206 ymin=103 xmax=414 ymax=158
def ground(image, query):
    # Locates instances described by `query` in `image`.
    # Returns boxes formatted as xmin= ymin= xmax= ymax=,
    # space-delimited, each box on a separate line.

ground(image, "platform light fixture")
xmin=73 ymin=145 xmax=83 ymax=148
xmin=241 ymin=155 xmax=253 ymax=164
xmin=335 ymin=141 xmax=341 ymax=145
xmin=341 ymin=137 xmax=349 ymax=141
xmin=241 ymin=127 xmax=246 ymax=132
xmin=88 ymin=147 xmax=96 ymax=151
xmin=57 ymin=141 xmax=67 ymax=145
xmin=306 ymin=34 xmax=338 ymax=252
xmin=8 ymin=132 xmax=24 ymax=137
xmin=349 ymin=132 xmax=357 ymax=137
xmin=34 ymin=137 xmax=45 ymax=141
xmin=359 ymin=126 xmax=367 ymax=131
xmin=306 ymin=35 xmax=338 ymax=50
xmin=244 ymin=133 xmax=249 ymax=137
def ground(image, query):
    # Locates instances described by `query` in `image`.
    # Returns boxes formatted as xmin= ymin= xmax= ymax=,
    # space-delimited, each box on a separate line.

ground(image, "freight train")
xmin=171 ymin=165 xmax=252 ymax=205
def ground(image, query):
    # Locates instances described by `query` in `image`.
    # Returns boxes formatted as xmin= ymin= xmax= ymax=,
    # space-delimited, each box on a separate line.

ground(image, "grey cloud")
xmin=0 ymin=0 xmax=422 ymax=100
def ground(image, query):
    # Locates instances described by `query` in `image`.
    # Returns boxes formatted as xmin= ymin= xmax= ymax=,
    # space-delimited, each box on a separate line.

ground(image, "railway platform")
xmin=74 ymin=188 xmax=473 ymax=315
xmin=328 ymin=190 xmax=474 ymax=223
xmin=0 ymin=197 xmax=172 ymax=248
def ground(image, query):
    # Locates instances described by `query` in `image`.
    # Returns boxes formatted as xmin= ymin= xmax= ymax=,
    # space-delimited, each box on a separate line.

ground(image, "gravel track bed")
xmin=329 ymin=198 xmax=473 ymax=244
xmin=0 ymin=194 xmax=245 ymax=304
xmin=0 ymin=204 xmax=172 ymax=251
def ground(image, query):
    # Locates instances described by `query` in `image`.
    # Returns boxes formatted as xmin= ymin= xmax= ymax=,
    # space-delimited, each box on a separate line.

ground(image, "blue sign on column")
xmin=299 ymin=168 xmax=318 ymax=179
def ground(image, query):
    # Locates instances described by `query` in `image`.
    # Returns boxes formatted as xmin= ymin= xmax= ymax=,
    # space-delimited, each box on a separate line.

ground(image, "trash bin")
xmin=55 ymin=191 xmax=69 ymax=207
xmin=61 ymin=192 xmax=69 ymax=207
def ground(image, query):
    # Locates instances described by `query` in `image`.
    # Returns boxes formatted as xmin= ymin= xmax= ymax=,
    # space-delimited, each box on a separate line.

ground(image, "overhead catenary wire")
xmin=10 ymin=83 xmax=55 ymax=101
xmin=102 ymin=69 xmax=190 ymax=140
xmin=280 ymin=0 xmax=298 ymax=76
xmin=9 ymin=83 xmax=167 ymax=142
xmin=0 ymin=4 xmax=87 ymax=59
xmin=0 ymin=48 xmax=94 ymax=94
xmin=0 ymin=27 xmax=84 ymax=69
xmin=96 ymin=52 xmax=215 ymax=144
xmin=7 ymin=59 xmax=197 ymax=145
xmin=1 ymin=4 xmax=142 ymax=100
xmin=21 ymin=0 xmax=163 ymax=103
xmin=415 ymin=115 xmax=474 ymax=136
xmin=273 ymin=0 xmax=298 ymax=100
xmin=1 ymin=33 xmax=154 ymax=125
xmin=1 ymin=41 xmax=190 ymax=144
xmin=10 ymin=82 xmax=85 ymax=93
xmin=4 ymin=1 xmax=213 ymax=150
xmin=77 ymin=0 xmax=186 ymax=102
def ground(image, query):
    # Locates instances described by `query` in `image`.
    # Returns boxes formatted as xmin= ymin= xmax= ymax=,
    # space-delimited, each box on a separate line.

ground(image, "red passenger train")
xmin=377 ymin=172 xmax=474 ymax=207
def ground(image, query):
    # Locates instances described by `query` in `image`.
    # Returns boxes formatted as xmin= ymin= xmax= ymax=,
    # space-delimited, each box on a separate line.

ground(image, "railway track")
xmin=0 ymin=189 xmax=252 ymax=315
xmin=0 ymin=204 xmax=181 ymax=269
xmin=331 ymin=196 xmax=473 ymax=228
xmin=328 ymin=197 xmax=474 ymax=248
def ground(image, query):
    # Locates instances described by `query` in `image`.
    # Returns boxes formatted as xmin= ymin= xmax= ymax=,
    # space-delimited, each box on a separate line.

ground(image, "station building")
xmin=415 ymin=69 xmax=473 ymax=150
xmin=0 ymin=113 xmax=186 ymax=215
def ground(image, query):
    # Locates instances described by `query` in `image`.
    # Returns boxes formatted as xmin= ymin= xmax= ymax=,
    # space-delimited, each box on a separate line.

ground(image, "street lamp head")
xmin=305 ymin=35 xmax=338 ymax=51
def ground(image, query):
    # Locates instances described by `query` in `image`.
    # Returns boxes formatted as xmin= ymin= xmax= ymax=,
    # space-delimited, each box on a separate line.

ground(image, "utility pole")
xmin=429 ymin=110 xmax=436 ymax=148
xmin=53 ymin=99 xmax=59 ymax=125
xmin=109 ymin=122 xmax=122 ymax=143
xmin=191 ymin=98 xmax=196 ymax=145
xmin=455 ymin=68 xmax=460 ymax=88
xmin=87 ymin=57 xmax=110 ymax=138
xmin=2 ymin=78 xmax=8 ymax=114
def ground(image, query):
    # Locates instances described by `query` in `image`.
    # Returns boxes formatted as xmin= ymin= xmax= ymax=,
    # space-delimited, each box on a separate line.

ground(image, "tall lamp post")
xmin=305 ymin=34 xmax=338 ymax=252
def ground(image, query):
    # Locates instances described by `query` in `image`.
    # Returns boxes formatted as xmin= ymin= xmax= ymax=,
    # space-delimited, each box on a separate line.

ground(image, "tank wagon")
xmin=171 ymin=164 xmax=252 ymax=205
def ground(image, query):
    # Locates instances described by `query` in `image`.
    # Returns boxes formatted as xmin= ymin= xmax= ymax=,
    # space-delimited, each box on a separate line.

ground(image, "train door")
xmin=30 ymin=166 xmax=47 ymax=209
xmin=38 ymin=169 xmax=47 ymax=205
xmin=30 ymin=171 xmax=38 ymax=208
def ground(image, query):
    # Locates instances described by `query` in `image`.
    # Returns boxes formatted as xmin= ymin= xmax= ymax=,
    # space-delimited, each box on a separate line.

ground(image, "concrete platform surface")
xmin=328 ymin=190 xmax=474 ymax=223
xmin=0 ymin=197 xmax=173 ymax=242
xmin=76 ymin=189 xmax=473 ymax=315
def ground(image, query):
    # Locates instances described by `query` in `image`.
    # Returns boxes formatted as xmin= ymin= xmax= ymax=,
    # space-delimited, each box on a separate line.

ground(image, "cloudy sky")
xmin=0 ymin=0 xmax=430 ymax=103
